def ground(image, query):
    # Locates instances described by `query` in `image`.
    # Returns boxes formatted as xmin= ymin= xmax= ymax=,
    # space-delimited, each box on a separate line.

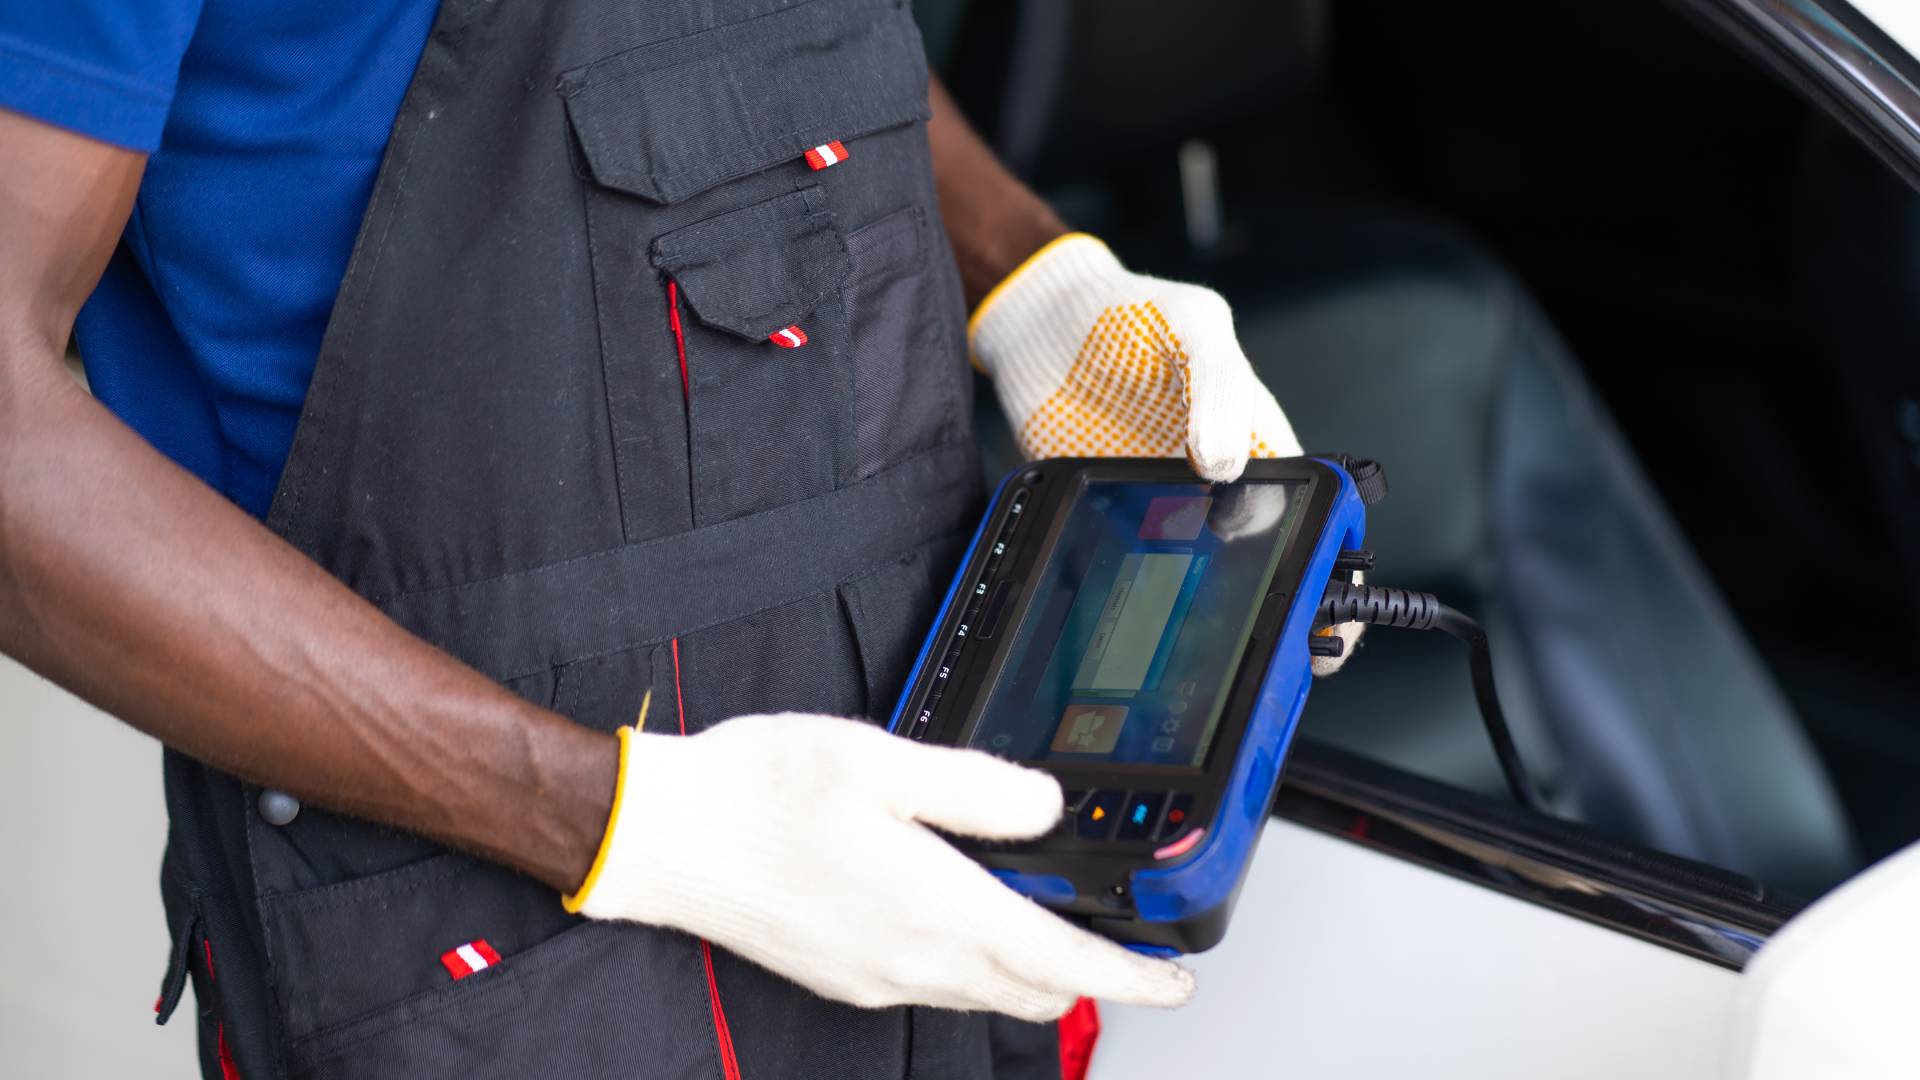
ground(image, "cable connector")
xmin=1316 ymin=580 xmax=1548 ymax=814
xmin=1333 ymin=548 xmax=1376 ymax=574
xmin=1317 ymin=580 xmax=1441 ymax=631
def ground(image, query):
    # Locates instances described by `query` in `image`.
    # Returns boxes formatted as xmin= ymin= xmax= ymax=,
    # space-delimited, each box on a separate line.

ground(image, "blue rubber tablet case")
xmin=889 ymin=457 xmax=1366 ymax=954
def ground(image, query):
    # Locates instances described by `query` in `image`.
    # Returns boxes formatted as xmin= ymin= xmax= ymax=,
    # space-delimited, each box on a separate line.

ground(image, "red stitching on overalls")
xmin=667 ymin=280 xmax=691 ymax=400
xmin=217 ymin=1025 xmax=242 ymax=1080
xmin=671 ymin=637 xmax=742 ymax=1080
xmin=201 ymin=936 xmax=243 ymax=1080
xmin=701 ymin=941 xmax=742 ymax=1080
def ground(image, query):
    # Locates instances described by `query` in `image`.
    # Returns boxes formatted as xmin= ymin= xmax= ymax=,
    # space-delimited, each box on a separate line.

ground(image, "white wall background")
xmin=1 ymin=656 xmax=198 ymax=1077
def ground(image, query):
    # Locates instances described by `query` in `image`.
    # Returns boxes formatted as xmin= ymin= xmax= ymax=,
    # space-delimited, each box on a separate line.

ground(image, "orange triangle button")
xmin=1091 ymin=806 xmax=1106 ymax=821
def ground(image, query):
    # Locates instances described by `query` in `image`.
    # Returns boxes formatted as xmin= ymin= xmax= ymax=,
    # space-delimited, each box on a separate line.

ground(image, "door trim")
xmin=1273 ymin=741 xmax=1802 ymax=969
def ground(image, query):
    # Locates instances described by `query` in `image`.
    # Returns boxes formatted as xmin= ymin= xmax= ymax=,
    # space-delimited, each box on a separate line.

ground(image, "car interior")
xmin=916 ymin=0 xmax=1920 ymax=902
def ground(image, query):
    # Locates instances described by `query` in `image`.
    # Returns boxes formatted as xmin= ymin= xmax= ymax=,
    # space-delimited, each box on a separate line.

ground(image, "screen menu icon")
xmin=1050 ymin=705 xmax=1128 ymax=754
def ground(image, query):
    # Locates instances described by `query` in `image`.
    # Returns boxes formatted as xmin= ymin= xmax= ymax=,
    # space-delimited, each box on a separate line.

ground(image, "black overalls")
xmin=149 ymin=1 xmax=1057 ymax=1075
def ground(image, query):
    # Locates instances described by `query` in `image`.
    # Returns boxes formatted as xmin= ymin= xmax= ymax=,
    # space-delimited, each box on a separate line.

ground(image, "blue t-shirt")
xmin=0 ymin=2 xmax=438 ymax=517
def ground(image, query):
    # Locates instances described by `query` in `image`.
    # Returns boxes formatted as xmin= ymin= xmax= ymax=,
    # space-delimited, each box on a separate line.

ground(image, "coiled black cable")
xmin=1317 ymin=581 xmax=1547 ymax=814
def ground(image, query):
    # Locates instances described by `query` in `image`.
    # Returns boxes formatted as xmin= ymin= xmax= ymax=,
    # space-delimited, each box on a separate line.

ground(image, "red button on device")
xmin=1155 ymin=793 xmax=1195 ymax=841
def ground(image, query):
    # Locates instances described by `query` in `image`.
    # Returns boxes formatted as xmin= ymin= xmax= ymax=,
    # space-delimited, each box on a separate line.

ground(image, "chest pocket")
xmin=560 ymin=0 xmax=940 ymax=535
xmin=653 ymin=186 xmax=852 ymax=524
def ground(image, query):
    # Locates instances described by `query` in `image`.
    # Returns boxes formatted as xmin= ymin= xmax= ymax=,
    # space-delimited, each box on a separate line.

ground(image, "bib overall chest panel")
xmin=149 ymin=1 xmax=1049 ymax=1076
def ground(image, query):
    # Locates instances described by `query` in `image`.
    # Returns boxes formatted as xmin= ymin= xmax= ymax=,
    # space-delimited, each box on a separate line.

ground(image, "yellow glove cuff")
xmin=561 ymin=724 xmax=633 ymax=914
xmin=966 ymin=231 xmax=1107 ymax=348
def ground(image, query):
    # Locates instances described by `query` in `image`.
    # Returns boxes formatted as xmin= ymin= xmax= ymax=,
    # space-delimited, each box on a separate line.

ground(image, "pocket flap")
xmin=652 ymin=186 xmax=850 ymax=340
xmin=560 ymin=0 xmax=930 ymax=205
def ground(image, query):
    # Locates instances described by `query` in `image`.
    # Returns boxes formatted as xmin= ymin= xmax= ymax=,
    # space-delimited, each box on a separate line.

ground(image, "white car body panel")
xmin=1729 ymin=839 xmax=1920 ymax=1080
xmin=1096 ymin=820 xmax=1740 ymax=1079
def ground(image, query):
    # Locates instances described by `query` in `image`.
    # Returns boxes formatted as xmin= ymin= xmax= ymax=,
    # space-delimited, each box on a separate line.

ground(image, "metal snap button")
xmin=257 ymin=789 xmax=301 ymax=826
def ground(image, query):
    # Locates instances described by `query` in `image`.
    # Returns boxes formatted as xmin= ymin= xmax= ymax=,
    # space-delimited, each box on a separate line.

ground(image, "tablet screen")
xmin=967 ymin=479 xmax=1308 ymax=769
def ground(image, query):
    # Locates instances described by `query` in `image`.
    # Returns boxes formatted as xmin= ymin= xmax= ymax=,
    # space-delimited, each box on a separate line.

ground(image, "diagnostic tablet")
xmin=889 ymin=457 xmax=1367 ymax=954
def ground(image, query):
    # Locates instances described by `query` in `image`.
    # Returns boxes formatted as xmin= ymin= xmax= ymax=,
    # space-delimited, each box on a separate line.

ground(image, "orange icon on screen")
xmin=1091 ymin=805 xmax=1107 ymax=821
xmin=1051 ymin=705 xmax=1128 ymax=754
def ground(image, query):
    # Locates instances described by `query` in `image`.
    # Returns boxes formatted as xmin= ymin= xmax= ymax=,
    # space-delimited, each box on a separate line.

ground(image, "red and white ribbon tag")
xmin=440 ymin=939 xmax=502 ymax=980
xmin=803 ymin=140 xmax=848 ymax=170
xmin=768 ymin=325 xmax=808 ymax=349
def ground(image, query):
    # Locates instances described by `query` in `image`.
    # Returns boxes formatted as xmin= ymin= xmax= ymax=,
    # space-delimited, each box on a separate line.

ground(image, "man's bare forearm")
xmin=0 ymin=109 xmax=614 ymax=894
xmin=928 ymin=77 xmax=1069 ymax=307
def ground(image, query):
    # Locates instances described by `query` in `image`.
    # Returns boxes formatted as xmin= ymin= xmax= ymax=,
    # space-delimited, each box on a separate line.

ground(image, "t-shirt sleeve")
xmin=0 ymin=0 xmax=207 ymax=151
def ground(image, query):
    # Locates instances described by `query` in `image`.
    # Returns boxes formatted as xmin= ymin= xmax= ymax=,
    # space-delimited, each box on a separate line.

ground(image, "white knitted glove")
xmin=564 ymin=713 xmax=1196 ymax=1021
xmin=970 ymin=233 xmax=1302 ymax=482
xmin=973 ymin=235 xmax=1358 ymax=672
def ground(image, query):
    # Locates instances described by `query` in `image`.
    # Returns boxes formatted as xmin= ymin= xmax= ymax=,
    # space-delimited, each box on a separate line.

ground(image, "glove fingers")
xmin=988 ymin=887 xmax=1197 ymax=1008
xmin=884 ymin=741 xmax=1064 ymax=840
xmin=969 ymin=977 xmax=1081 ymax=1023
xmin=1178 ymin=312 xmax=1254 ymax=482
xmin=1245 ymin=377 xmax=1304 ymax=460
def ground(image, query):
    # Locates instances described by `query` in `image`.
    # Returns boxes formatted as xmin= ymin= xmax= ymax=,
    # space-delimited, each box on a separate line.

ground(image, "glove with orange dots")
xmin=971 ymin=233 xmax=1360 ymax=673
xmin=969 ymin=233 xmax=1302 ymax=482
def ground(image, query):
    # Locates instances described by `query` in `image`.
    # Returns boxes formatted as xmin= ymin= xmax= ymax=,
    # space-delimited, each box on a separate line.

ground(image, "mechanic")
xmin=0 ymin=2 xmax=1342 ymax=1078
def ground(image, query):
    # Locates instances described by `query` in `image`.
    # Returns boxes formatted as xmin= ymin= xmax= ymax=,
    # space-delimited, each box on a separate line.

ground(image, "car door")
xmin=1072 ymin=0 xmax=1920 ymax=1074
